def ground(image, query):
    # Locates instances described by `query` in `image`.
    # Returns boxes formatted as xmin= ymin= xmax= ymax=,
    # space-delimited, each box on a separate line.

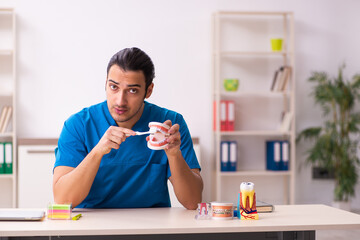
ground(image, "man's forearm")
xmin=168 ymin=151 xmax=203 ymax=210
xmin=54 ymin=126 xmax=135 ymax=207
xmin=53 ymin=147 xmax=104 ymax=207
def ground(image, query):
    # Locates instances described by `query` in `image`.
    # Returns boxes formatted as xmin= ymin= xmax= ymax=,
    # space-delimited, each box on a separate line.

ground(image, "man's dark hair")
xmin=107 ymin=47 xmax=155 ymax=91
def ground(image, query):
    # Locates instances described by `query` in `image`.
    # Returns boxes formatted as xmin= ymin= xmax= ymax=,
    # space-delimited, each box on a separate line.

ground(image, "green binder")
xmin=4 ymin=142 xmax=12 ymax=174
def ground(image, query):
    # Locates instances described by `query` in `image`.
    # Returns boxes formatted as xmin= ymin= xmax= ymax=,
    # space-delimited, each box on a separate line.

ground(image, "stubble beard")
xmin=112 ymin=102 xmax=144 ymax=124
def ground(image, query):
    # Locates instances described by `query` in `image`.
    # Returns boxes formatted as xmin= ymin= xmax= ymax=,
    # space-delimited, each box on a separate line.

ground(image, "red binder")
xmin=226 ymin=100 xmax=235 ymax=131
xmin=220 ymin=100 xmax=227 ymax=131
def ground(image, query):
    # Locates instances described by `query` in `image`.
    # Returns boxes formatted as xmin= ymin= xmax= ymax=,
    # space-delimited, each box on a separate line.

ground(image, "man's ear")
xmin=145 ymin=83 xmax=154 ymax=99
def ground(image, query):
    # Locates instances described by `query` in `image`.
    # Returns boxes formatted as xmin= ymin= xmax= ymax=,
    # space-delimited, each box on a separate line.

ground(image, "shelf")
xmin=217 ymin=11 xmax=292 ymax=16
xmin=213 ymin=11 xmax=295 ymax=205
xmin=0 ymin=132 xmax=14 ymax=138
xmin=0 ymin=8 xmax=13 ymax=13
xmin=0 ymin=91 xmax=14 ymax=97
xmin=217 ymin=91 xmax=290 ymax=98
xmin=0 ymin=8 xmax=16 ymax=208
xmin=0 ymin=50 xmax=13 ymax=56
xmin=219 ymin=170 xmax=291 ymax=177
xmin=0 ymin=94 xmax=13 ymax=98
xmin=0 ymin=174 xmax=14 ymax=180
xmin=219 ymin=51 xmax=291 ymax=57
xmin=217 ymin=130 xmax=291 ymax=136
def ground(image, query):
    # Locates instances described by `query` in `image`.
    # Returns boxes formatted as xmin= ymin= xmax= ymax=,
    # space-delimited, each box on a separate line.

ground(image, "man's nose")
xmin=116 ymin=90 xmax=127 ymax=106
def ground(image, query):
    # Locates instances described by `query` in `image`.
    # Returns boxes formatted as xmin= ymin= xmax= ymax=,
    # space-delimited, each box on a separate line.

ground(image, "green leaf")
xmin=296 ymin=127 xmax=322 ymax=143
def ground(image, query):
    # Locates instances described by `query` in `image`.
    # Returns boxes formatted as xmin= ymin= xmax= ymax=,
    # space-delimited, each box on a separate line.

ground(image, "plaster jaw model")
xmin=239 ymin=182 xmax=259 ymax=220
xmin=147 ymin=122 xmax=170 ymax=150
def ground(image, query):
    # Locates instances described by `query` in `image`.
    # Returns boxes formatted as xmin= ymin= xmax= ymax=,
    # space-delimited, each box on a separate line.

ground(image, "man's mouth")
xmin=114 ymin=107 xmax=127 ymax=115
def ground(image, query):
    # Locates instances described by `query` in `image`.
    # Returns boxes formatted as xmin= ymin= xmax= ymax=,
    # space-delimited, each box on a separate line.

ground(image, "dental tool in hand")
xmin=134 ymin=128 xmax=157 ymax=136
xmin=126 ymin=128 xmax=157 ymax=137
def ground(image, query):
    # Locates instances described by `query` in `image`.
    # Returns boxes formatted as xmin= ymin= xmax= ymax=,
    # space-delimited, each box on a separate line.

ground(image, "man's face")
xmin=106 ymin=64 xmax=153 ymax=128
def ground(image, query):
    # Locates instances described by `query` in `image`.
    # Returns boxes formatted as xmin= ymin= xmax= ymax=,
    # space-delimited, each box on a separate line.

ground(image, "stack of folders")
xmin=0 ymin=142 xmax=13 ymax=174
xmin=270 ymin=66 xmax=292 ymax=92
xmin=221 ymin=141 xmax=237 ymax=172
xmin=266 ymin=140 xmax=289 ymax=171
xmin=0 ymin=106 xmax=13 ymax=133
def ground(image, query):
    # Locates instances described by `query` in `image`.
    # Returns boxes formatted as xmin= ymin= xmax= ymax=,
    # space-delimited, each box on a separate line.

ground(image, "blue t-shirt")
xmin=54 ymin=101 xmax=200 ymax=208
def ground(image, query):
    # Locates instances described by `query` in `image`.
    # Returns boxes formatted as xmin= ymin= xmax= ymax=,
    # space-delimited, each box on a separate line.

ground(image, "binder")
xmin=274 ymin=142 xmax=281 ymax=169
xmin=281 ymin=141 xmax=289 ymax=170
xmin=228 ymin=141 xmax=237 ymax=171
xmin=4 ymin=142 xmax=13 ymax=174
xmin=266 ymin=141 xmax=281 ymax=171
xmin=221 ymin=141 xmax=229 ymax=171
xmin=0 ymin=143 xmax=4 ymax=174
xmin=266 ymin=140 xmax=290 ymax=171
xmin=214 ymin=101 xmax=236 ymax=132
xmin=227 ymin=101 xmax=235 ymax=131
xmin=220 ymin=101 xmax=227 ymax=131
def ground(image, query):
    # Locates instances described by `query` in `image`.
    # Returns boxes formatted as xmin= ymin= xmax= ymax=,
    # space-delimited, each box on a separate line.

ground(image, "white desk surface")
xmin=1 ymin=204 xmax=360 ymax=237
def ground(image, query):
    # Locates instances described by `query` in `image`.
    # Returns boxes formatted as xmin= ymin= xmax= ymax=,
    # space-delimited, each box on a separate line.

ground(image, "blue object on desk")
xmin=233 ymin=209 xmax=238 ymax=218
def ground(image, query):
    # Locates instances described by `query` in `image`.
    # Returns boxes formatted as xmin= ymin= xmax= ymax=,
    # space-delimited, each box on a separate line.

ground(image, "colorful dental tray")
xmin=47 ymin=203 xmax=72 ymax=220
xmin=237 ymin=182 xmax=259 ymax=220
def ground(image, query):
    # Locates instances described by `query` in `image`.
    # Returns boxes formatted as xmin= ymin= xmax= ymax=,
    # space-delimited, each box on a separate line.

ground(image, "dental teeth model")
xmin=147 ymin=122 xmax=170 ymax=150
xmin=195 ymin=203 xmax=211 ymax=220
xmin=237 ymin=182 xmax=259 ymax=220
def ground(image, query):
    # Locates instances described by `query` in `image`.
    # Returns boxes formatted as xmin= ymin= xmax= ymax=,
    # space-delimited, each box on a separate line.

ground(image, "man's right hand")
xmin=53 ymin=126 xmax=135 ymax=207
xmin=95 ymin=126 xmax=136 ymax=155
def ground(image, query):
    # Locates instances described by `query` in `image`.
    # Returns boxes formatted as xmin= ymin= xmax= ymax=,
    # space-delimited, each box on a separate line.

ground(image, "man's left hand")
xmin=163 ymin=120 xmax=181 ymax=156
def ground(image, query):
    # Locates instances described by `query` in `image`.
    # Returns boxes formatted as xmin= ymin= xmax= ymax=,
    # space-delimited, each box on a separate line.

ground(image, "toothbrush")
xmin=134 ymin=128 xmax=157 ymax=136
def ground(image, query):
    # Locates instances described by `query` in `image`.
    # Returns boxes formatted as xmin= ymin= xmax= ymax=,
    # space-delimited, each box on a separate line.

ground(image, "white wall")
xmin=2 ymin=0 xmax=360 ymax=209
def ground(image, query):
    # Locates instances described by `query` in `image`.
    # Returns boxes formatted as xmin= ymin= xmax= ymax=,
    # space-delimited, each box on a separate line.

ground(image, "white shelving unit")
xmin=0 ymin=8 xmax=17 ymax=207
xmin=213 ymin=11 xmax=295 ymax=205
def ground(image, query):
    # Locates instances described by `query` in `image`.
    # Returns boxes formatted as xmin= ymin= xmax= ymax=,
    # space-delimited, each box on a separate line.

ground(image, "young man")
xmin=53 ymin=47 xmax=203 ymax=210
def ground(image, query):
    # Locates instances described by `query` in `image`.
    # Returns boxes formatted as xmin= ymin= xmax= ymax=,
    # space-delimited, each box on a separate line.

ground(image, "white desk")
xmin=1 ymin=205 xmax=360 ymax=240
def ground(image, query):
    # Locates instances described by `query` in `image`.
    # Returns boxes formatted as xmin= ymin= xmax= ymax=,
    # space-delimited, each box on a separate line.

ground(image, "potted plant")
xmin=297 ymin=65 xmax=360 ymax=210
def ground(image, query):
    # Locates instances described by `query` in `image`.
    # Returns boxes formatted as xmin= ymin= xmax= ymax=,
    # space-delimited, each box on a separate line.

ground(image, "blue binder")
xmin=221 ymin=141 xmax=229 ymax=172
xmin=228 ymin=141 xmax=237 ymax=172
xmin=220 ymin=141 xmax=238 ymax=172
xmin=281 ymin=141 xmax=289 ymax=171
xmin=266 ymin=141 xmax=281 ymax=171
xmin=266 ymin=140 xmax=290 ymax=171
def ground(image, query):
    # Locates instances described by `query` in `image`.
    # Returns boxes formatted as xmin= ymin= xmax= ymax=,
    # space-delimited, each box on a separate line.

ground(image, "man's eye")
xmin=129 ymin=89 xmax=138 ymax=94
xmin=110 ymin=85 xmax=118 ymax=90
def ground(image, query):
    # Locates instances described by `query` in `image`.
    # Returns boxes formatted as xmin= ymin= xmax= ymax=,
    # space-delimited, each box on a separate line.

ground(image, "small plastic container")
xmin=210 ymin=202 xmax=233 ymax=220
xmin=47 ymin=203 xmax=72 ymax=220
